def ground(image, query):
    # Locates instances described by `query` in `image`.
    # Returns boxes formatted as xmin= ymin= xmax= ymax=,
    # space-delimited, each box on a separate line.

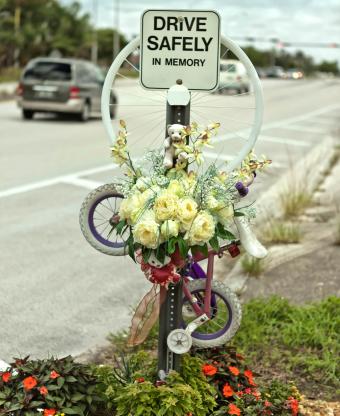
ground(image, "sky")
xmin=62 ymin=0 xmax=340 ymax=64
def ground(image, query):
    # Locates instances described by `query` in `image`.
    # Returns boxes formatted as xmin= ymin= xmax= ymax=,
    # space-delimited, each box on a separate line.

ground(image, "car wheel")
xmin=79 ymin=101 xmax=90 ymax=122
xmin=22 ymin=109 xmax=34 ymax=120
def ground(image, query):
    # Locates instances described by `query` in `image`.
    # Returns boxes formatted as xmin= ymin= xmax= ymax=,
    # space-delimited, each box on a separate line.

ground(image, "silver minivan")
xmin=16 ymin=58 xmax=117 ymax=121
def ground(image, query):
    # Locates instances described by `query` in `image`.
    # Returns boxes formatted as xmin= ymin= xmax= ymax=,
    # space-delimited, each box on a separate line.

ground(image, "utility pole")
xmin=91 ymin=0 xmax=98 ymax=64
xmin=113 ymin=0 xmax=120 ymax=60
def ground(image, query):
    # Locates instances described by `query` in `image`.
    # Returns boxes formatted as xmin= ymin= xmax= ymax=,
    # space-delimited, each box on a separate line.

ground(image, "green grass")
xmin=0 ymin=67 xmax=21 ymax=83
xmin=241 ymin=255 xmax=266 ymax=276
xmin=279 ymin=183 xmax=312 ymax=219
xmin=262 ymin=220 xmax=302 ymax=244
xmin=232 ymin=296 xmax=340 ymax=399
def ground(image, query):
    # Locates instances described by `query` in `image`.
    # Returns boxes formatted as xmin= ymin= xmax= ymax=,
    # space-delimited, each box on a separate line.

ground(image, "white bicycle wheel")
xmin=79 ymin=183 xmax=127 ymax=256
xmin=101 ymin=36 xmax=263 ymax=172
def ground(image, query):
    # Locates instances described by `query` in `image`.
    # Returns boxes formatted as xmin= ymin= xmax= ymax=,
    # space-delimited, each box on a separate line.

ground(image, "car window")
xmin=24 ymin=62 xmax=72 ymax=81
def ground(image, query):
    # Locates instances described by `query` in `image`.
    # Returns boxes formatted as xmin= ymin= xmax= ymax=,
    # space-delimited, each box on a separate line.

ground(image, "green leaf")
xmin=71 ymin=392 xmax=85 ymax=402
xmin=115 ymin=219 xmax=126 ymax=234
xmin=200 ymin=243 xmax=209 ymax=257
xmin=177 ymin=237 xmax=188 ymax=260
xmin=57 ymin=376 xmax=65 ymax=388
xmin=62 ymin=406 xmax=83 ymax=415
xmin=234 ymin=211 xmax=245 ymax=217
xmin=167 ymin=237 xmax=177 ymax=255
xmin=155 ymin=246 xmax=165 ymax=264
xmin=209 ymin=234 xmax=220 ymax=251
xmin=142 ymin=248 xmax=152 ymax=263
xmin=216 ymin=223 xmax=235 ymax=240
xmin=65 ymin=376 xmax=77 ymax=383
xmin=126 ymin=234 xmax=135 ymax=262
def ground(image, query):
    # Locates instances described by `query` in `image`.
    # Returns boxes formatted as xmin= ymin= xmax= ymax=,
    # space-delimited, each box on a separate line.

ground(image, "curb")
xmin=221 ymin=134 xmax=338 ymax=294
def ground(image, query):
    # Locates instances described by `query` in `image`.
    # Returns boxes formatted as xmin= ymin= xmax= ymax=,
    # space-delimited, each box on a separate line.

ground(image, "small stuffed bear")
xmin=163 ymin=124 xmax=188 ymax=169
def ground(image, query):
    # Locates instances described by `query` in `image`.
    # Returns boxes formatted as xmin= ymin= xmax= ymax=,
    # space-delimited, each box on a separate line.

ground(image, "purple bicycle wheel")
xmin=88 ymin=193 xmax=124 ymax=248
xmin=182 ymin=279 xmax=242 ymax=347
xmin=79 ymin=184 xmax=127 ymax=256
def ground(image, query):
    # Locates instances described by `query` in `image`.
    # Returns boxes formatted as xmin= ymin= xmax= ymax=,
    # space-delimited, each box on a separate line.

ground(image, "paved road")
xmin=0 ymin=78 xmax=339 ymax=362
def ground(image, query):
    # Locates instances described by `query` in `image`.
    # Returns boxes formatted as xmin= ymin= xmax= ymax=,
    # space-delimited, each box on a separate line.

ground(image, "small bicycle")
xmin=79 ymin=183 xmax=267 ymax=353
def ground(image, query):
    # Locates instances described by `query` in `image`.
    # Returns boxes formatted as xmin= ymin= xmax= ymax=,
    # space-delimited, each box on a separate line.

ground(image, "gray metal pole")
xmin=158 ymin=84 xmax=190 ymax=376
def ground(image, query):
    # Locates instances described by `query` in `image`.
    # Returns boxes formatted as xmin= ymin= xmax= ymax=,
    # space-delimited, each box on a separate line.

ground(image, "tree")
xmin=96 ymin=28 xmax=127 ymax=66
xmin=317 ymin=60 xmax=339 ymax=74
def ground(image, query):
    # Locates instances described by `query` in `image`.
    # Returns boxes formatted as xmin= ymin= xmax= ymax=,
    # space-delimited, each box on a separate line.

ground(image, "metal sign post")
xmin=158 ymin=81 xmax=190 ymax=375
xmin=139 ymin=9 xmax=220 ymax=377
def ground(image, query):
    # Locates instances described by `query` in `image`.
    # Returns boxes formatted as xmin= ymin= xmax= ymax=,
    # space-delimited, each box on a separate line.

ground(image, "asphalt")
xmin=1 ymin=78 xmax=340 ymax=362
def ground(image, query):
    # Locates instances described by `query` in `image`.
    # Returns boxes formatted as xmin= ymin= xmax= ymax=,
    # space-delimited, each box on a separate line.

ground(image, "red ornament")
xmin=137 ymin=251 xmax=181 ymax=287
xmin=228 ymin=243 xmax=240 ymax=258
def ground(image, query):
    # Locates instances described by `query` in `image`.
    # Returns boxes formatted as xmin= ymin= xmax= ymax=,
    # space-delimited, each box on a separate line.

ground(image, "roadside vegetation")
xmin=241 ymin=255 xmax=266 ymax=277
xmin=279 ymin=183 xmax=312 ymax=219
xmin=261 ymin=220 xmax=302 ymax=244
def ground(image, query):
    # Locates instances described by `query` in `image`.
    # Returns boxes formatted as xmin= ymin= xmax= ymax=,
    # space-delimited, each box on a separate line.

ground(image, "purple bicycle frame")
xmin=183 ymin=251 xmax=215 ymax=319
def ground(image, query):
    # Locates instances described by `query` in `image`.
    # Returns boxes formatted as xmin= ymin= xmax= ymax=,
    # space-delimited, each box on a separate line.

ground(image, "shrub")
xmin=0 ymin=356 xmax=103 ymax=416
xmin=241 ymin=255 xmax=265 ymax=276
xmin=96 ymin=353 xmax=217 ymax=416
xmin=194 ymin=346 xmax=300 ymax=416
xmin=262 ymin=221 xmax=302 ymax=244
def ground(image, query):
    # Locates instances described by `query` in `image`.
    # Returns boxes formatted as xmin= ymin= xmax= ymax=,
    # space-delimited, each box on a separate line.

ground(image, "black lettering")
xmin=165 ymin=57 xmax=172 ymax=65
xmin=182 ymin=37 xmax=193 ymax=51
xmin=179 ymin=58 xmax=187 ymax=66
xmin=172 ymin=36 xmax=182 ymax=50
xmin=154 ymin=16 xmax=165 ymax=30
xmin=167 ymin=16 xmax=178 ymax=30
xmin=194 ymin=37 xmax=204 ymax=52
xmin=202 ymin=37 xmax=213 ymax=51
xmin=197 ymin=17 xmax=207 ymax=31
xmin=184 ymin=16 xmax=195 ymax=31
xmin=159 ymin=36 xmax=171 ymax=50
xmin=187 ymin=59 xmax=193 ymax=66
xmin=152 ymin=57 xmax=161 ymax=65
xmin=147 ymin=35 xmax=159 ymax=50
xmin=200 ymin=59 xmax=205 ymax=66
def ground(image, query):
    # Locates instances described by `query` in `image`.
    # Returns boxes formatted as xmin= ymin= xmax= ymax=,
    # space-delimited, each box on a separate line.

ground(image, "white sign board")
xmin=140 ymin=9 xmax=221 ymax=91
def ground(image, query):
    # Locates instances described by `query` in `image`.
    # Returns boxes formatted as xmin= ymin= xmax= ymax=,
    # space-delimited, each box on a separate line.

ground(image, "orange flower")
xmin=265 ymin=400 xmax=272 ymax=407
xmin=222 ymin=383 xmax=234 ymax=397
xmin=136 ymin=377 xmax=145 ymax=383
xmin=44 ymin=409 xmax=56 ymax=416
xmin=202 ymin=364 xmax=217 ymax=376
xmin=50 ymin=370 xmax=60 ymax=379
xmin=39 ymin=386 xmax=48 ymax=396
xmin=288 ymin=396 xmax=299 ymax=416
xmin=244 ymin=369 xmax=253 ymax=379
xmin=23 ymin=376 xmax=37 ymax=390
xmin=229 ymin=366 xmax=240 ymax=376
xmin=1 ymin=372 xmax=11 ymax=383
xmin=252 ymin=389 xmax=261 ymax=400
xmin=236 ymin=353 xmax=244 ymax=360
xmin=244 ymin=369 xmax=256 ymax=386
xmin=228 ymin=403 xmax=241 ymax=415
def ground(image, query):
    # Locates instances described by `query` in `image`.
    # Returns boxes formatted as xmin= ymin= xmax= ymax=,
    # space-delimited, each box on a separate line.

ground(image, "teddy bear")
xmin=163 ymin=123 xmax=188 ymax=169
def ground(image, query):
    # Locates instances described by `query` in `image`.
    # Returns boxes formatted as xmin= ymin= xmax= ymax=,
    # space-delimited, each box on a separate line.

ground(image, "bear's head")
xmin=167 ymin=124 xmax=185 ymax=144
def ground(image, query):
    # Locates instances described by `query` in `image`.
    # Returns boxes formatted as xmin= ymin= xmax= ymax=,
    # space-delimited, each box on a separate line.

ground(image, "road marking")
xmin=1 ymin=103 xmax=339 ymax=199
xmin=0 ymin=164 xmax=116 ymax=198
xmin=280 ymin=124 xmax=325 ymax=134
xmin=259 ymin=135 xmax=309 ymax=147
xmin=62 ymin=177 xmax=104 ymax=189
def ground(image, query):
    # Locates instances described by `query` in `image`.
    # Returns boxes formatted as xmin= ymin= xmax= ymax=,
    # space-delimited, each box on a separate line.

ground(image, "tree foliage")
xmin=0 ymin=0 xmax=127 ymax=68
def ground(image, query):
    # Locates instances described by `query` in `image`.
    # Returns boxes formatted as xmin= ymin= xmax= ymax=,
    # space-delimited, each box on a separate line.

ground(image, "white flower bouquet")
xmin=110 ymin=120 xmax=270 ymax=267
